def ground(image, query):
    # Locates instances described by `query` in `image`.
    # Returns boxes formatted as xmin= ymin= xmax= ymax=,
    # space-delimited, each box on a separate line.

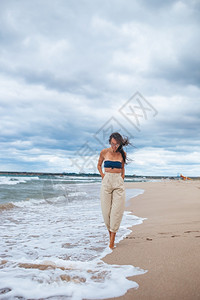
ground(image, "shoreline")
xmin=101 ymin=180 xmax=200 ymax=300
xmin=1 ymin=171 xmax=199 ymax=181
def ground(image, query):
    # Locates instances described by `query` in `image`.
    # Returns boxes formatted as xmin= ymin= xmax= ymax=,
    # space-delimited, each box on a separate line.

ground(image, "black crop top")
xmin=104 ymin=160 xmax=122 ymax=169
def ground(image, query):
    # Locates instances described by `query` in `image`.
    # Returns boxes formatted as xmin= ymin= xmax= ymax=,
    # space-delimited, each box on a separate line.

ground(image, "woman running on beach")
xmin=97 ymin=132 xmax=130 ymax=249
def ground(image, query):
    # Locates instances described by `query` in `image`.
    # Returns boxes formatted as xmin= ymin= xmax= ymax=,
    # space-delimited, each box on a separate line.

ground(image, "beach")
xmin=1 ymin=176 xmax=200 ymax=299
xmin=102 ymin=180 xmax=200 ymax=300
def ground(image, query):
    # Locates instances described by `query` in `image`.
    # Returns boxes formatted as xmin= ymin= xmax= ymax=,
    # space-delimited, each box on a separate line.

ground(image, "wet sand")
xmin=102 ymin=180 xmax=200 ymax=300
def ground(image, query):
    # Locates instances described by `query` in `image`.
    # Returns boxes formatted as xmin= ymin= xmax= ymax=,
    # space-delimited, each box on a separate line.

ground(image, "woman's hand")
xmin=102 ymin=174 xmax=105 ymax=180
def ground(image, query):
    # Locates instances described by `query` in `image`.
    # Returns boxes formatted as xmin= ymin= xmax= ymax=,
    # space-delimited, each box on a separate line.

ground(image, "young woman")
xmin=97 ymin=132 xmax=130 ymax=249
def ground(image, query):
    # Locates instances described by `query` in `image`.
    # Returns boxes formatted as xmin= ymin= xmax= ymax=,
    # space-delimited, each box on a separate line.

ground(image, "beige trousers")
xmin=100 ymin=172 xmax=125 ymax=233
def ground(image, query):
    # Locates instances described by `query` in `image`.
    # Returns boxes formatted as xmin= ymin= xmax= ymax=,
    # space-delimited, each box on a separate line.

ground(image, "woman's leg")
xmin=109 ymin=232 xmax=116 ymax=249
xmin=109 ymin=184 xmax=125 ymax=247
xmin=100 ymin=175 xmax=112 ymax=233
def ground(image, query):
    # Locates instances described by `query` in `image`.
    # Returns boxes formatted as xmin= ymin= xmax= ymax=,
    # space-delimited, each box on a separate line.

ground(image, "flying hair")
xmin=109 ymin=132 xmax=131 ymax=163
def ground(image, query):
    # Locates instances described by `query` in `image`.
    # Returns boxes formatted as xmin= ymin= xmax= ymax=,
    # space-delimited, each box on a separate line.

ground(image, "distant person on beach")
xmin=97 ymin=132 xmax=130 ymax=249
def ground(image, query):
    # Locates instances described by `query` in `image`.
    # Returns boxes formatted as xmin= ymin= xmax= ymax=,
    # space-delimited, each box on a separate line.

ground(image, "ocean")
xmin=0 ymin=174 xmax=146 ymax=300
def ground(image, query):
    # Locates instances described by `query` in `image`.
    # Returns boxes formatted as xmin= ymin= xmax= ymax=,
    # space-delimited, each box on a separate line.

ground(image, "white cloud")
xmin=0 ymin=0 xmax=200 ymax=175
xmin=128 ymin=147 xmax=200 ymax=176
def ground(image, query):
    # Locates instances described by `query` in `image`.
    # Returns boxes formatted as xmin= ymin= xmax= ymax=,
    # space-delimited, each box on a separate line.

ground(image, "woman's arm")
xmin=97 ymin=150 xmax=105 ymax=179
xmin=121 ymin=164 xmax=125 ymax=179
xmin=121 ymin=151 xmax=126 ymax=179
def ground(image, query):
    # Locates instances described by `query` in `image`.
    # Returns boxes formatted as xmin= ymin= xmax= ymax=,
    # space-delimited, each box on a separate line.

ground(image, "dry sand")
xmin=102 ymin=180 xmax=200 ymax=300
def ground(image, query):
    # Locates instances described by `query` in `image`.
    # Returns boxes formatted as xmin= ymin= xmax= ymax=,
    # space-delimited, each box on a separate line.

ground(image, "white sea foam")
xmin=0 ymin=182 xmax=146 ymax=300
xmin=0 ymin=259 xmax=145 ymax=300
xmin=0 ymin=176 xmax=39 ymax=185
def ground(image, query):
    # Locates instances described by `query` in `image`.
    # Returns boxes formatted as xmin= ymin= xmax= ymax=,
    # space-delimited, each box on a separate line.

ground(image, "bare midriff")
xmin=104 ymin=168 xmax=122 ymax=173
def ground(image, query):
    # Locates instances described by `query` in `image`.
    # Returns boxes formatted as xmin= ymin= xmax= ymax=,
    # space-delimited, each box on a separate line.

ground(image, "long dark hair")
xmin=109 ymin=132 xmax=130 ymax=163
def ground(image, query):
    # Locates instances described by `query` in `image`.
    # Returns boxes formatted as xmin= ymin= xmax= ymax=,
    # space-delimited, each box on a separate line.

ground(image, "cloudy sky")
xmin=0 ymin=0 xmax=200 ymax=176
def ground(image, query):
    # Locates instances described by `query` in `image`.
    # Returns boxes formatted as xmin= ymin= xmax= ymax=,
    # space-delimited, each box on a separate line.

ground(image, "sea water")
xmin=0 ymin=175 xmax=146 ymax=300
